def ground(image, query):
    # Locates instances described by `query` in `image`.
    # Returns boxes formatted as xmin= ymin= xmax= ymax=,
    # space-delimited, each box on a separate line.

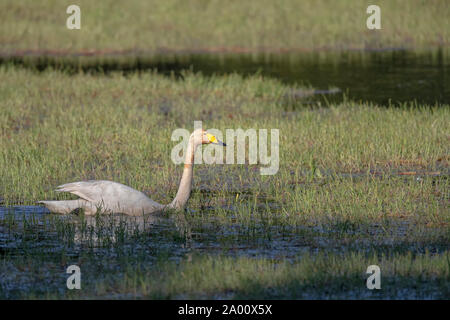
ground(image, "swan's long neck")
xmin=168 ymin=137 xmax=198 ymax=210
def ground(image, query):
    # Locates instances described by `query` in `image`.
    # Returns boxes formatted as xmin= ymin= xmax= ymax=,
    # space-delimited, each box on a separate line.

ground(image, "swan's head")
xmin=192 ymin=129 xmax=226 ymax=146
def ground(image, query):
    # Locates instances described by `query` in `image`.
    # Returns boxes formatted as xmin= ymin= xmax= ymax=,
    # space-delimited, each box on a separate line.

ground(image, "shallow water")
xmin=0 ymin=170 xmax=447 ymax=261
xmin=0 ymin=201 xmax=446 ymax=259
xmin=0 ymin=201 xmax=447 ymax=299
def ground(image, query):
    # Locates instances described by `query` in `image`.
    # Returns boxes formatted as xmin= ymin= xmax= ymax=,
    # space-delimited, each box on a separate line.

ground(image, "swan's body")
xmin=39 ymin=129 xmax=225 ymax=216
xmin=40 ymin=180 xmax=164 ymax=215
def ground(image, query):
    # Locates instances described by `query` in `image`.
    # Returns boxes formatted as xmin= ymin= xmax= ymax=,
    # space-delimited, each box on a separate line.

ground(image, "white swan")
xmin=39 ymin=129 xmax=225 ymax=216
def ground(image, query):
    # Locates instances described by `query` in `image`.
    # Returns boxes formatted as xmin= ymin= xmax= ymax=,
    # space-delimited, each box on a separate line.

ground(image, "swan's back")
xmin=57 ymin=180 xmax=148 ymax=202
xmin=42 ymin=180 xmax=164 ymax=215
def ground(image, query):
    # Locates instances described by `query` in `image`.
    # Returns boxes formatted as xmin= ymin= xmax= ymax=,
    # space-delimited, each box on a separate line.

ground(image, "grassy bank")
xmin=1 ymin=0 xmax=449 ymax=54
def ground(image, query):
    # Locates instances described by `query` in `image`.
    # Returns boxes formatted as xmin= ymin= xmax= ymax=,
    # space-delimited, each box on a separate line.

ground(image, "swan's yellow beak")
xmin=206 ymin=133 xmax=226 ymax=146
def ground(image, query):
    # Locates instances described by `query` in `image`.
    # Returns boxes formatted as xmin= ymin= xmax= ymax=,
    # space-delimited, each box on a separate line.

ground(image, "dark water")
xmin=2 ymin=48 xmax=449 ymax=106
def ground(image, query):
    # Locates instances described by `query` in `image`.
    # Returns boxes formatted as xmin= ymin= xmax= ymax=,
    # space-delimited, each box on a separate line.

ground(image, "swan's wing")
xmin=55 ymin=180 xmax=164 ymax=215
xmin=55 ymin=180 xmax=109 ymax=202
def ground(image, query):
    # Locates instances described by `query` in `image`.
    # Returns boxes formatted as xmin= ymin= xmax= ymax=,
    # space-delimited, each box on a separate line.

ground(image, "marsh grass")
xmin=1 ymin=0 xmax=449 ymax=53
xmin=0 ymin=67 xmax=449 ymax=299
xmin=119 ymin=252 xmax=450 ymax=299
xmin=2 ymin=248 xmax=449 ymax=299
xmin=1 ymin=67 xmax=448 ymax=203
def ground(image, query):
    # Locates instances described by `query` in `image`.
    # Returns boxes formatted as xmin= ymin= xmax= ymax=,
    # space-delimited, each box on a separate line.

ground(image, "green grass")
xmin=0 ymin=67 xmax=448 ymax=204
xmin=2 ymin=250 xmax=449 ymax=299
xmin=0 ymin=66 xmax=449 ymax=299
xmin=0 ymin=66 xmax=448 ymax=227
xmin=0 ymin=0 xmax=449 ymax=54
xmin=100 ymin=252 xmax=450 ymax=299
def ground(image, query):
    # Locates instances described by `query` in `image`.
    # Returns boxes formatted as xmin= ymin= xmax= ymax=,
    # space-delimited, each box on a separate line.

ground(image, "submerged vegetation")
xmin=0 ymin=66 xmax=448 ymax=299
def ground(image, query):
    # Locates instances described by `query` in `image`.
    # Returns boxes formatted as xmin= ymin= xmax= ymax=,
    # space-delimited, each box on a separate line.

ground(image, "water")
xmin=2 ymin=48 xmax=449 ymax=105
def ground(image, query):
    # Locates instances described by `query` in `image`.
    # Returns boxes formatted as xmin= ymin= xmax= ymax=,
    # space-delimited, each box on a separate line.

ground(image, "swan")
xmin=39 ymin=129 xmax=226 ymax=216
